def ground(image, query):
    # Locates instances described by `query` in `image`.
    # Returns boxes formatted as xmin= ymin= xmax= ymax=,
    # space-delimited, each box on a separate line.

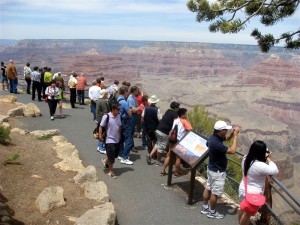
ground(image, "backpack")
xmin=93 ymin=114 xmax=110 ymax=140
xmin=169 ymin=124 xmax=178 ymax=143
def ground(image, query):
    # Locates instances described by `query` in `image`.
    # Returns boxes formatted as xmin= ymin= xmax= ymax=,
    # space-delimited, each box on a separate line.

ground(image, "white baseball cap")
xmin=214 ymin=120 xmax=232 ymax=130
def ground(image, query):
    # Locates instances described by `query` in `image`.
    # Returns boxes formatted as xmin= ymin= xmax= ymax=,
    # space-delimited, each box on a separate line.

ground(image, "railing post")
xmin=259 ymin=177 xmax=272 ymax=224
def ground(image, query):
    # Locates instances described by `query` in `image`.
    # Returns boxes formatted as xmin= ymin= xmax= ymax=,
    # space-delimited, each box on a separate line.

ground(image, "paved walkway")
xmin=1 ymin=91 xmax=240 ymax=225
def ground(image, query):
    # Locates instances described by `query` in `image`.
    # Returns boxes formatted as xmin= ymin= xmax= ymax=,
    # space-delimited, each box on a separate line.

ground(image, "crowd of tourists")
xmin=1 ymin=60 xmax=279 ymax=223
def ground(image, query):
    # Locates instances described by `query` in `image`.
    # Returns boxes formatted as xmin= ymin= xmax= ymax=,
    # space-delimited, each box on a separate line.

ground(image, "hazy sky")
xmin=0 ymin=0 xmax=299 ymax=46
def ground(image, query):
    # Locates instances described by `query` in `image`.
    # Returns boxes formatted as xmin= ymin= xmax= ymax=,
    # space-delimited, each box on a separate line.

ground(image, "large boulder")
xmin=23 ymin=103 xmax=41 ymax=117
xmin=7 ymin=106 xmax=24 ymax=117
xmin=75 ymin=202 xmax=116 ymax=225
xmin=0 ymin=95 xmax=17 ymax=103
xmin=30 ymin=129 xmax=60 ymax=139
xmin=35 ymin=186 xmax=65 ymax=214
xmin=84 ymin=182 xmax=109 ymax=202
xmin=0 ymin=115 xmax=9 ymax=123
xmin=73 ymin=165 xmax=97 ymax=184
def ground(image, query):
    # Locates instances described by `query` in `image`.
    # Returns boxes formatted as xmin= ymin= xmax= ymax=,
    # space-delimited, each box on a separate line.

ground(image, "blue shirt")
xmin=117 ymin=96 xmax=130 ymax=119
xmin=127 ymin=94 xmax=137 ymax=108
xmin=207 ymin=133 xmax=229 ymax=172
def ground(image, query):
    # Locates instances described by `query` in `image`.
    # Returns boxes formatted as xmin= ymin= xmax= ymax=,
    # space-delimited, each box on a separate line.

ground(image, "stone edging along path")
xmin=0 ymin=95 xmax=116 ymax=225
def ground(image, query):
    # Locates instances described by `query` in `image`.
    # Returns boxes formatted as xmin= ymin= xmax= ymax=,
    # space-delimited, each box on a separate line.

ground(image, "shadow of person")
xmin=113 ymin=167 xmax=134 ymax=176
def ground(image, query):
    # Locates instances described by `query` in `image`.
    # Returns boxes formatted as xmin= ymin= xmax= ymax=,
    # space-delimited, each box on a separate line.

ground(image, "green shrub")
xmin=3 ymin=151 xmax=20 ymax=166
xmin=0 ymin=125 xmax=10 ymax=143
xmin=37 ymin=134 xmax=53 ymax=140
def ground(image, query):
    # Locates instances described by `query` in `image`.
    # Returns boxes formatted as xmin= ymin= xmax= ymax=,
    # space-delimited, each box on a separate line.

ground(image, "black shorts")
xmin=106 ymin=143 xmax=120 ymax=165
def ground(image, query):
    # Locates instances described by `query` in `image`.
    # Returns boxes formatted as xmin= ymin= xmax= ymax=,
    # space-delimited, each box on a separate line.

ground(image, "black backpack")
xmin=93 ymin=114 xmax=109 ymax=140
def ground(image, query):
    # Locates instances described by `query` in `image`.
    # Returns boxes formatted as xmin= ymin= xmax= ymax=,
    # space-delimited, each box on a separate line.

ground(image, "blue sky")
xmin=0 ymin=0 xmax=299 ymax=46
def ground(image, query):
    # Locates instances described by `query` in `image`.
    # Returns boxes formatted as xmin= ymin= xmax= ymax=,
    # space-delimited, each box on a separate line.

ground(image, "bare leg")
xmin=238 ymin=210 xmax=243 ymax=223
xmin=149 ymin=146 xmax=157 ymax=158
xmin=239 ymin=211 xmax=251 ymax=225
xmin=203 ymin=188 xmax=211 ymax=205
xmin=209 ymin=194 xmax=218 ymax=210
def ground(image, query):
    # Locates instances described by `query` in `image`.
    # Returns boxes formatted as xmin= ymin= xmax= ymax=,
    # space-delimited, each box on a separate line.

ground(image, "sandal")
xmin=108 ymin=172 xmax=117 ymax=179
xmin=174 ymin=171 xmax=182 ymax=177
xmin=160 ymin=171 xmax=167 ymax=176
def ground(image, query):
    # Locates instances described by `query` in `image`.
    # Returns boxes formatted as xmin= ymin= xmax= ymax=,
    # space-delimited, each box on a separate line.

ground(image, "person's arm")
xmin=226 ymin=129 xmax=240 ymax=154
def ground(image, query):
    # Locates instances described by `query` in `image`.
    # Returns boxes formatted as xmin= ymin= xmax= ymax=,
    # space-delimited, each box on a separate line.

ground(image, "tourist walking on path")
xmin=96 ymin=89 xmax=110 ymax=154
xmin=143 ymin=95 xmax=160 ymax=153
xmin=6 ymin=60 xmax=18 ymax=94
xmin=31 ymin=66 xmax=42 ymax=101
xmin=89 ymin=78 xmax=101 ymax=120
xmin=76 ymin=72 xmax=87 ymax=105
xmin=56 ymin=81 xmax=65 ymax=118
xmin=68 ymin=72 xmax=77 ymax=108
xmin=160 ymin=108 xmax=192 ymax=177
xmin=238 ymin=140 xmax=278 ymax=225
xmin=45 ymin=80 xmax=60 ymax=120
xmin=23 ymin=63 xmax=32 ymax=94
xmin=117 ymin=85 xmax=134 ymax=165
xmin=127 ymin=86 xmax=141 ymax=153
xmin=201 ymin=120 xmax=240 ymax=219
xmin=99 ymin=102 xmax=122 ymax=179
xmin=146 ymin=101 xmax=180 ymax=165
xmin=1 ymin=62 xmax=8 ymax=91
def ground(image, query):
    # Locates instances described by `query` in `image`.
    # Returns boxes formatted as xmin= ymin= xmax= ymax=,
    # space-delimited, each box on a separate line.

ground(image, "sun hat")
xmin=148 ymin=95 xmax=160 ymax=104
xmin=99 ymin=89 xmax=109 ymax=98
xmin=214 ymin=120 xmax=232 ymax=130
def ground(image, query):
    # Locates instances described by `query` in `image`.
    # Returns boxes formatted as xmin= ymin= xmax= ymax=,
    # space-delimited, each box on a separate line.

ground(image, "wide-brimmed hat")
xmin=99 ymin=89 xmax=109 ymax=98
xmin=148 ymin=95 xmax=159 ymax=104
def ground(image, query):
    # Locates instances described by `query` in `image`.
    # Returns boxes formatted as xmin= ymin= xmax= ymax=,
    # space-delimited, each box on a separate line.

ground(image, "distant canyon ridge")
xmin=1 ymin=39 xmax=300 ymax=186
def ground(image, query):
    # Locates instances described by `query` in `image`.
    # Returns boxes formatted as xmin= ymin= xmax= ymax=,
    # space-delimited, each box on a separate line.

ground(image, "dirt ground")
xmin=0 ymin=104 xmax=97 ymax=225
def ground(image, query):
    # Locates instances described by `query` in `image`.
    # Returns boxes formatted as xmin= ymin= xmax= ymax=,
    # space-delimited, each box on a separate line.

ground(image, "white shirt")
xmin=88 ymin=85 xmax=101 ymax=102
xmin=238 ymin=156 xmax=279 ymax=199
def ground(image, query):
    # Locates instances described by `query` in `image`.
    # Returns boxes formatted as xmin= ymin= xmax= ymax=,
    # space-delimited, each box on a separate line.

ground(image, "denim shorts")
xmin=0 ymin=75 xmax=8 ymax=83
xmin=206 ymin=168 xmax=226 ymax=196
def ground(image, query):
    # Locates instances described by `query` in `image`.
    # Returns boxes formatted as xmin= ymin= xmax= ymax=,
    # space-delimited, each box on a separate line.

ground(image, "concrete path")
xmin=1 ymin=90 xmax=240 ymax=225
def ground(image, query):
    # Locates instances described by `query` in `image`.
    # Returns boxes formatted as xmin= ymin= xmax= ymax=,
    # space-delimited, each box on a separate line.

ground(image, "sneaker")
xmin=101 ymin=159 xmax=109 ymax=168
xmin=118 ymin=156 xmax=123 ymax=160
xmin=108 ymin=172 xmax=117 ymax=179
xmin=97 ymin=147 xmax=100 ymax=152
xmin=200 ymin=206 xmax=210 ymax=215
xmin=207 ymin=210 xmax=224 ymax=219
xmin=99 ymin=149 xmax=107 ymax=154
xmin=51 ymin=116 xmax=54 ymax=120
xmin=146 ymin=154 xmax=151 ymax=165
xmin=120 ymin=159 xmax=133 ymax=165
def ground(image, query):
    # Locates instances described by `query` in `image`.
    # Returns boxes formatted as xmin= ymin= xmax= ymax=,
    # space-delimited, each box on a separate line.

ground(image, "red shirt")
xmin=76 ymin=76 xmax=87 ymax=90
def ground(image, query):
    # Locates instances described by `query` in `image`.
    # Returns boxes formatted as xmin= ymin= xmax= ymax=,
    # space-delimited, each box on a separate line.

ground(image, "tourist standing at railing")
xmin=41 ymin=67 xmax=47 ymax=99
xmin=89 ymin=78 xmax=101 ymax=120
xmin=45 ymin=80 xmax=60 ymax=120
xmin=6 ymin=60 xmax=18 ymax=94
xmin=23 ymin=63 xmax=32 ymax=94
xmin=76 ymin=73 xmax=87 ymax=105
xmin=139 ymin=95 xmax=149 ymax=150
xmin=43 ymin=67 xmax=52 ymax=98
xmin=68 ymin=72 xmax=77 ymax=108
xmin=238 ymin=140 xmax=278 ymax=225
xmin=1 ymin=62 xmax=8 ymax=91
xmin=201 ymin=120 xmax=240 ymax=219
xmin=127 ymin=86 xmax=141 ymax=153
xmin=31 ymin=66 xmax=42 ymax=102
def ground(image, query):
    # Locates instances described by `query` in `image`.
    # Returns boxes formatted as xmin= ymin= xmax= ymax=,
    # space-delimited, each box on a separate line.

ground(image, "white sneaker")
xmin=118 ymin=156 xmax=123 ymax=160
xmin=120 ymin=159 xmax=133 ymax=165
xmin=207 ymin=210 xmax=224 ymax=219
xmin=99 ymin=149 xmax=107 ymax=154
xmin=50 ymin=116 xmax=54 ymax=120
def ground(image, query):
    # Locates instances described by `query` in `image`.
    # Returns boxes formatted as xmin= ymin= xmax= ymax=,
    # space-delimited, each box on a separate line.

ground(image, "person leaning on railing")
xmin=201 ymin=120 xmax=240 ymax=219
xmin=238 ymin=140 xmax=279 ymax=225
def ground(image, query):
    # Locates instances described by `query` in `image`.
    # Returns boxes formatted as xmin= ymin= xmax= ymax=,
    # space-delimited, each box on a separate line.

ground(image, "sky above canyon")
xmin=0 ymin=0 xmax=299 ymax=46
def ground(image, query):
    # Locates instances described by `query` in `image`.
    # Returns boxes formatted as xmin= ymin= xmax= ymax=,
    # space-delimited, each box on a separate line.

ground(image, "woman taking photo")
xmin=45 ymin=80 xmax=60 ymax=120
xmin=238 ymin=140 xmax=279 ymax=225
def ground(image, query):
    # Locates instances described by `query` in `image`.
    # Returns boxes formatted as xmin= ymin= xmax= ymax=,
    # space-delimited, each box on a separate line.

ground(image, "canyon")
xmin=1 ymin=39 xmax=299 ymax=190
